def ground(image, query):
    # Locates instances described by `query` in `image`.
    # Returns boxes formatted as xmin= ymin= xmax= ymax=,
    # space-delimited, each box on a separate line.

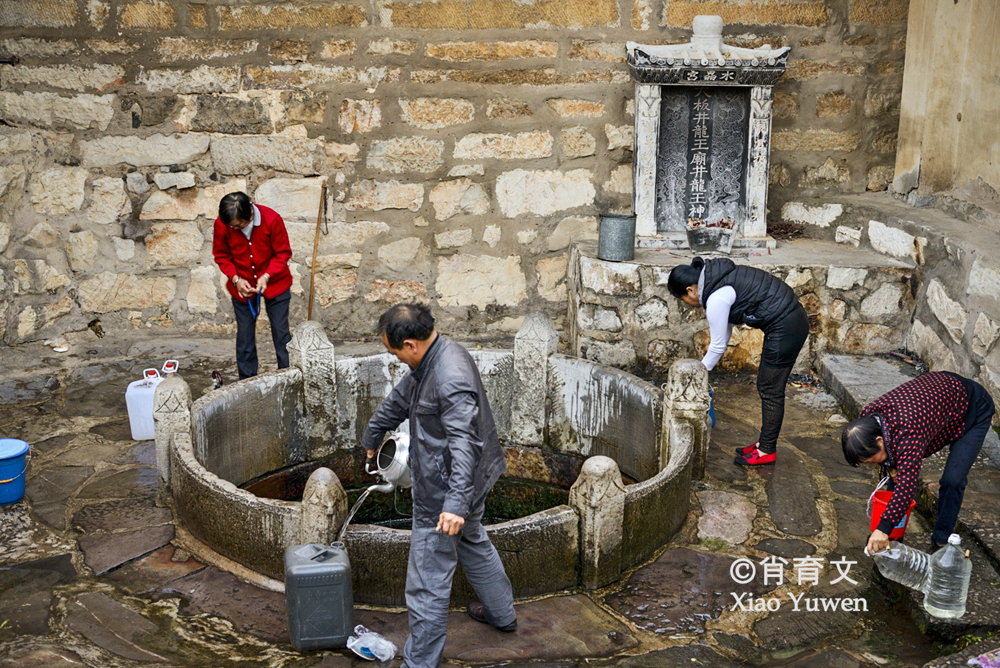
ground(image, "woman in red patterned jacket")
xmin=212 ymin=191 xmax=293 ymax=380
xmin=841 ymin=371 xmax=995 ymax=555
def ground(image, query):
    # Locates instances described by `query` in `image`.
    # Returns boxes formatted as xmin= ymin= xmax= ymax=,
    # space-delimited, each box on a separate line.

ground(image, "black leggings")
xmin=756 ymin=306 xmax=810 ymax=454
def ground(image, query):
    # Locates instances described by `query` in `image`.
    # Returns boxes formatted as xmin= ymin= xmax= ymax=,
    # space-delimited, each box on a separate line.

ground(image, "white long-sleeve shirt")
xmin=701 ymin=285 xmax=735 ymax=371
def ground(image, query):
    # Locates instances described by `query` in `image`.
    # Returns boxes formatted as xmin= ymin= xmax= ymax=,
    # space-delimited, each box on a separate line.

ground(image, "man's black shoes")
xmin=467 ymin=602 xmax=517 ymax=632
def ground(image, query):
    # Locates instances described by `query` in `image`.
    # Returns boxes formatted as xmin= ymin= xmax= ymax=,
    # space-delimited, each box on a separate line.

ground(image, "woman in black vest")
xmin=667 ymin=257 xmax=810 ymax=466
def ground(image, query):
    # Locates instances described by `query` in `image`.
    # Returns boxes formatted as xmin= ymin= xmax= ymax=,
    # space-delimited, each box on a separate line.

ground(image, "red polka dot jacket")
xmin=859 ymin=372 xmax=971 ymax=534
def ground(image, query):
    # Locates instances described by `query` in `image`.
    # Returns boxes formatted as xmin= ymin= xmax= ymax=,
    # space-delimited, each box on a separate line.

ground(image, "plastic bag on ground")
xmin=347 ymin=625 xmax=397 ymax=662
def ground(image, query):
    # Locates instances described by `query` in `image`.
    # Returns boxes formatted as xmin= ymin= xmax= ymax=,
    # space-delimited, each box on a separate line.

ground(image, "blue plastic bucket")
xmin=0 ymin=439 xmax=30 ymax=506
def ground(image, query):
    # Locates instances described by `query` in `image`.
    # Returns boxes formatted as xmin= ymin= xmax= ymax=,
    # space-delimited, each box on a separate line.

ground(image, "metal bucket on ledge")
xmin=597 ymin=213 xmax=636 ymax=262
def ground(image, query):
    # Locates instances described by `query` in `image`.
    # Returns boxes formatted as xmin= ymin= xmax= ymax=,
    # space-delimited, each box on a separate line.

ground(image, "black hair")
xmin=666 ymin=257 xmax=706 ymax=297
xmin=219 ymin=191 xmax=253 ymax=225
xmin=378 ymin=303 xmax=435 ymax=349
xmin=841 ymin=415 xmax=883 ymax=467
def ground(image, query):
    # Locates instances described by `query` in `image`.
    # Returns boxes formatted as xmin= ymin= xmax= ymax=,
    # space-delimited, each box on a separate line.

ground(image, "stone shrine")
xmin=628 ymin=15 xmax=789 ymax=246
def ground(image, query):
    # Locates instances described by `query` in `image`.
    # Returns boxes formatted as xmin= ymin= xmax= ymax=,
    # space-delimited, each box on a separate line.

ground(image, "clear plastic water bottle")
xmin=870 ymin=541 xmax=931 ymax=592
xmin=923 ymin=533 xmax=973 ymax=619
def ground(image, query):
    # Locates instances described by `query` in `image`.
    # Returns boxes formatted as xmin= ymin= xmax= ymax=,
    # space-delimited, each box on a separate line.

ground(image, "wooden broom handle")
xmin=307 ymin=181 xmax=327 ymax=320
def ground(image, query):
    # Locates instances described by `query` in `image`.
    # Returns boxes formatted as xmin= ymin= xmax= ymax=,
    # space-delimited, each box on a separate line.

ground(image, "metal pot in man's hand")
xmin=365 ymin=431 xmax=411 ymax=493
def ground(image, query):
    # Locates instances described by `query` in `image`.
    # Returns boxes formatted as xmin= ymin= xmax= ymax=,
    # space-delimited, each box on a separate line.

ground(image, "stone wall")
xmin=0 ymin=0 xmax=906 ymax=344
xmin=568 ymin=239 xmax=916 ymax=380
xmin=778 ymin=193 xmax=1000 ymax=424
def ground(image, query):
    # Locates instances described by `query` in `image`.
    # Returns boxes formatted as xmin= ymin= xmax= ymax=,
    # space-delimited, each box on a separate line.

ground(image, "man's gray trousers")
xmin=402 ymin=502 xmax=515 ymax=668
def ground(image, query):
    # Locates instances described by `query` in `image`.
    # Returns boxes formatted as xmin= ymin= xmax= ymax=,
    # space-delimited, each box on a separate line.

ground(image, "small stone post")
xmin=153 ymin=375 xmax=192 ymax=486
xmin=570 ymin=456 xmax=626 ymax=589
xmin=288 ymin=321 xmax=338 ymax=458
xmin=663 ymin=359 xmax=711 ymax=479
xmin=510 ymin=313 xmax=559 ymax=446
xmin=298 ymin=467 xmax=349 ymax=546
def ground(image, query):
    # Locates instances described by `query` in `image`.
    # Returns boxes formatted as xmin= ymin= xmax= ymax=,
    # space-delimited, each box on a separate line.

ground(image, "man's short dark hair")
xmin=219 ymin=191 xmax=253 ymax=225
xmin=379 ymin=303 xmax=435 ymax=349
xmin=841 ymin=415 xmax=883 ymax=467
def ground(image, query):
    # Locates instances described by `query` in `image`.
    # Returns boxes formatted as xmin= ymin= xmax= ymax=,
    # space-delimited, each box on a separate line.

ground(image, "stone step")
xmin=817 ymin=353 xmax=920 ymax=419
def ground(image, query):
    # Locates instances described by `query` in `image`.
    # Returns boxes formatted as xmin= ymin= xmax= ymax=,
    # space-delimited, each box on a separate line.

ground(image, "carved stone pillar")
xmin=510 ymin=313 xmax=559 ymax=446
xmin=298 ymin=467 xmax=349 ymax=546
xmin=744 ymin=86 xmax=774 ymax=239
xmin=153 ymin=375 xmax=192 ymax=486
xmin=288 ymin=320 xmax=337 ymax=458
xmin=569 ymin=455 xmax=626 ymax=589
xmin=663 ymin=359 xmax=710 ymax=478
xmin=633 ymin=84 xmax=662 ymax=237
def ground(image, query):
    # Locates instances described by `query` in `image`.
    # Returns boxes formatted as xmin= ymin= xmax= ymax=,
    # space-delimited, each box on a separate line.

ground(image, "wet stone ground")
xmin=0 ymin=339 xmax=992 ymax=667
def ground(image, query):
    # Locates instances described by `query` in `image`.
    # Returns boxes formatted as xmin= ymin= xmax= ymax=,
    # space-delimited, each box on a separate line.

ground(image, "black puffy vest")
xmin=701 ymin=258 xmax=802 ymax=330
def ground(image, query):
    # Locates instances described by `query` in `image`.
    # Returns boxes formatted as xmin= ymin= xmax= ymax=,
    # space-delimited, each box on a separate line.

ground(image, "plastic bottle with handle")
xmin=869 ymin=541 xmax=932 ymax=592
xmin=923 ymin=533 xmax=973 ymax=619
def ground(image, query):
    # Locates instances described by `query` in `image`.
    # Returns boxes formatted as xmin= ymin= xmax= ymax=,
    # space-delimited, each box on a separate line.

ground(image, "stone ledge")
xmin=816 ymin=353 xmax=918 ymax=418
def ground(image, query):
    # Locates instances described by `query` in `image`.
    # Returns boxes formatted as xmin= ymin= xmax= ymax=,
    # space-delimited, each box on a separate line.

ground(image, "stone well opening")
xmin=157 ymin=315 xmax=710 ymax=606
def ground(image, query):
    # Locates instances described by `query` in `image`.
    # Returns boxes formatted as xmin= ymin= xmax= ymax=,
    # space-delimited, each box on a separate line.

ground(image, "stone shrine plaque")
xmin=654 ymin=88 xmax=749 ymax=232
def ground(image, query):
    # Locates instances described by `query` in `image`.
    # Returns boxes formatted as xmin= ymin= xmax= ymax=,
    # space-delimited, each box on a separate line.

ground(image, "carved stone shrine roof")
xmin=627 ymin=15 xmax=789 ymax=87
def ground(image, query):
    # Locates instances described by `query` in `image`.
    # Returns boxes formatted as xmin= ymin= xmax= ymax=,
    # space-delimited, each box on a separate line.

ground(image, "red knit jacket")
xmin=212 ymin=204 xmax=293 ymax=302
xmin=859 ymin=372 xmax=971 ymax=534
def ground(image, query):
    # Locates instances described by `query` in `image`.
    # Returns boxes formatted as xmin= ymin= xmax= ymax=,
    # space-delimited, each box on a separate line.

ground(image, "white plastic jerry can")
xmin=126 ymin=368 xmax=163 ymax=441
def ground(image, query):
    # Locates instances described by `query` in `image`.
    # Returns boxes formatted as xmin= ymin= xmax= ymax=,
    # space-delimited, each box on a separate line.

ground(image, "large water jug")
xmin=285 ymin=542 xmax=353 ymax=651
xmin=870 ymin=541 xmax=931 ymax=592
xmin=924 ymin=533 xmax=972 ymax=619
xmin=125 ymin=369 xmax=163 ymax=440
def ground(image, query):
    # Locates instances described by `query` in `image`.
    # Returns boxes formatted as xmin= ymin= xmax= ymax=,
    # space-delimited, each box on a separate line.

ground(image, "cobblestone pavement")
xmin=1 ymin=338 xmax=995 ymax=667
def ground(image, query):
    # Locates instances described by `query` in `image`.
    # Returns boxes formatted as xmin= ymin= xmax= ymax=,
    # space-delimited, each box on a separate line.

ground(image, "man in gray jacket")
xmin=362 ymin=303 xmax=516 ymax=668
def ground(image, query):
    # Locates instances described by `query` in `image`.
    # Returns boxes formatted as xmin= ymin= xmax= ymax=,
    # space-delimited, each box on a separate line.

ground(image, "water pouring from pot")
xmin=338 ymin=431 xmax=411 ymax=543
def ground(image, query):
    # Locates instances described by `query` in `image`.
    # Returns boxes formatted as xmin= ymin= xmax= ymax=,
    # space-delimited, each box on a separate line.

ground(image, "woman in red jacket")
xmin=842 ymin=371 xmax=995 ymax=554
xmin=212 ymin=191 xmax=293 ymax=380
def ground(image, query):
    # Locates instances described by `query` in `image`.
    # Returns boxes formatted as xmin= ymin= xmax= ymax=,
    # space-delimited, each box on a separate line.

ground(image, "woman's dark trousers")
xmin=934 ymin=381 xmax=996 ymax=544
xmin=232 ymin=289 xmax=292 ymax=380
xmin=756 ymin=306 xmax=810 ymax=455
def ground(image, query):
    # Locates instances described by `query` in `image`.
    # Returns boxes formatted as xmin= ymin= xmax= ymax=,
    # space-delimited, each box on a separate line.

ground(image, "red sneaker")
xmin=734 ymin=446 xmax=776 ymax=466
xmin=734 ymin=442 xmax=759 ymax=456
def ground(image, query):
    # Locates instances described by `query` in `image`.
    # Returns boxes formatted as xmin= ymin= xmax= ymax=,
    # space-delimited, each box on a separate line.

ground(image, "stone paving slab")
xmin=203 ymin=591 xmax=639 ymax=663
xmin=87 ymin=416 xmax=135 ymax=442
xmin=64 ymin=592 xmax=170 ymax=662
xmin=697 ymin=490 xmax=756 ymax=545
xmin=754 ymin=538 xmax=816 ymax=558
xmin=766 ymin=447 xmax=822 ymax=536
xmin=106 ymin=440 xmax=157 ymax=466
xmin=156 ymin=566 xmax=291 ymax=643
xmin=72 ymin=497 xmax=173 ymax=533
xmin=101 ymin=544 xmax=205 ymax=595
xmin=0 ymin=555 xmax=75 ymax=634
xmin=604 ymin=644 xmax=744 ymax=668
xmin=605 ymin=547 xmax=774 ymax=636
xmin=0 ymin=644 xmax=88 ymax=667
xmin=78 ymin=524 xmax=175 ymax=575
xmin=24 ymin=466 xmax=94 ymax=506
xmin=444 ymin=595 xmax=638 ymax=662
xmin=76 ymin=467 xmax=159 ymax=499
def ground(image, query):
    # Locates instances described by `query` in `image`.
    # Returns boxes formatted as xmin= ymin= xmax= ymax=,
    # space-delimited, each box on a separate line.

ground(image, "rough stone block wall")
xmin=568 ymin=242 xmax=916 ymax=379
xmin=0 ymin=0 xmax=906 ymax=344
xmin=778 ymin=193 xmax=1000 ymax=424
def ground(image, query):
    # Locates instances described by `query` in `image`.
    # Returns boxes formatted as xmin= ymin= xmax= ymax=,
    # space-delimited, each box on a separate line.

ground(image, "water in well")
xmin=241 ymin=450 xmax=572 ymax=530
